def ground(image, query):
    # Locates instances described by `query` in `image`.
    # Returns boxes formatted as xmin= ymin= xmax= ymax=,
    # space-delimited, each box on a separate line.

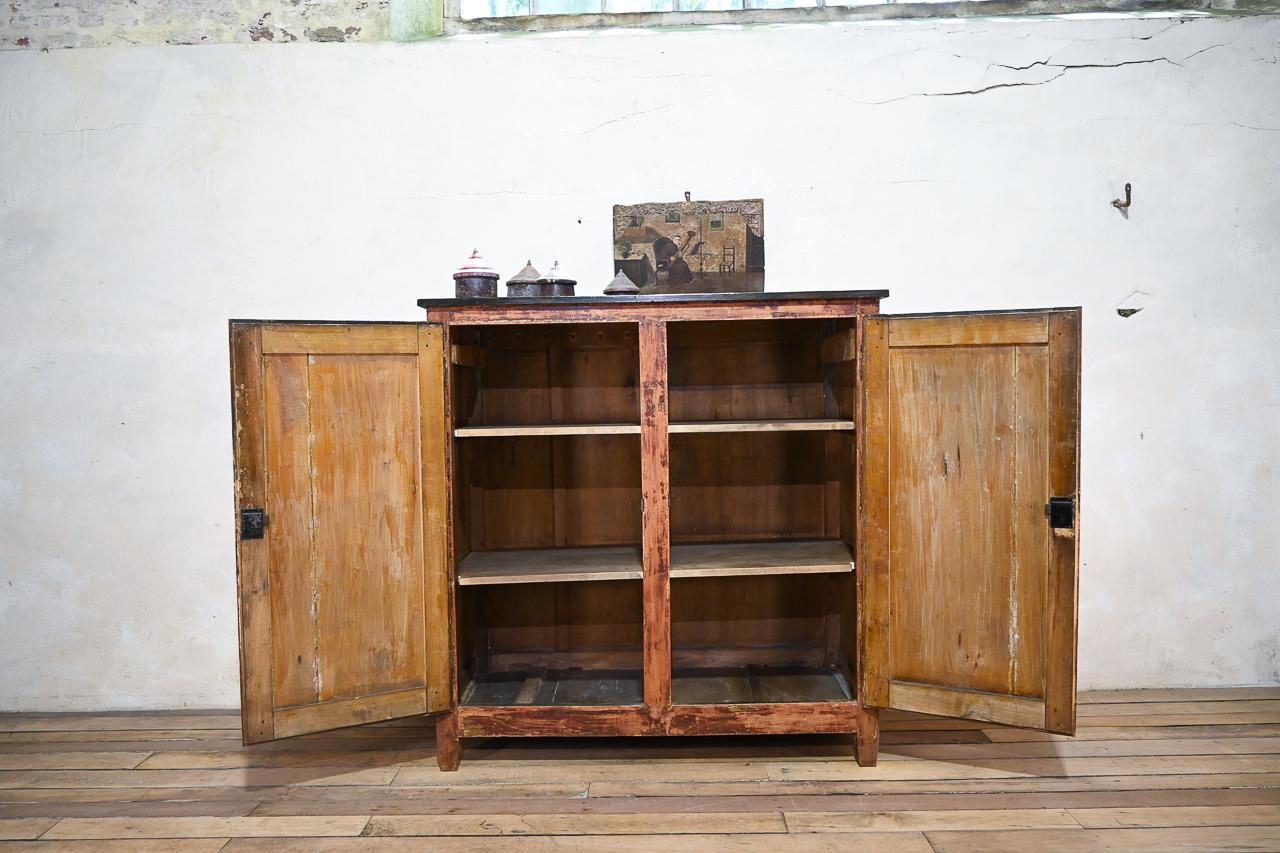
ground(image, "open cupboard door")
xmin=230 ymin=322 xmax=452 ymax=744
xmin=861 ymin=310 xmax=1081 ymax=734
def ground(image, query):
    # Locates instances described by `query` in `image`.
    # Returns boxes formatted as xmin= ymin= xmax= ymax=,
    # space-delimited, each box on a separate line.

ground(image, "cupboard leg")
xmin=435 ymin=712 xmax=461 ymax=772
xmin=855 ymin=705 xmax=880 ymax=767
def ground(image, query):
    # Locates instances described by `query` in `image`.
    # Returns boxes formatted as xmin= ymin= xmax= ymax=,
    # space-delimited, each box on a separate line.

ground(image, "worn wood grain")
xmin=309 ymin=352 xmax=426 ymax=703
xmin=0 ymin=715 xmax=241 ymax=734
xmin=785 ymin=808 xmax=1080 ymax=832
xmin=457 ymin=546 xmax=643 ymax=586
xmin=923 ymin=825 xmax=1280 ymax=853
xmin=230 ymin=323 xmax=273 ymax=745
xmin=668 ymin=419 xmax=854 ymax=433
xmin=587 ymin=772 xmax=1280 ymax=799
xmin=670 ymin=540 xmax=851 ymax=579
xmin=363 ymin=812 xmax=788 ymax=836
xmin=435 ymin=714 xmax=460 ymax=773
xmin=0 ymin=843 xmax=231 ymax=852
xmin=861 ymin=310 xmax=1080 ymax=736
xmin=1045 ymin=310 xmax=1082 ymax=734
xmin=1 ymin=692 xmax=1277 ymax=851
xmin=886 ymin=314 xmax=1049 ymax=347
xmin=0 ymin=754 xmax=150 ymax=772
xmin=224 ymin=834 xmax=933 ymax=852
xmin=262 ymin=352 xmax=318 ymax=712
xmin=273 ymin=691 xmax=428 ymax=741
xmin=262 ymin=324 xmax=418 ymax=355
xmin=233 ymin=323 xmax=442 ymax=743
xmin=0 ymin=819 xmax=57 ymax=840
xmin=455 ymin=424 xmax=641 ymax=437
xmin=423 ymin=294 xmax=883 ymax=326
xmin=42 ymin=815 xmax=370 ymax=839
xmin=1080 ymin=688 xmax=1280 ymax=703
xmin=860 ymin=316 xmax=891 ymax=710
xmin=889 ymin=682 xmax=1045 ymax=730
xmin=639 ymin=319 xmax=672 ymax=713
xmin=0 ymin=767 xmax=401 ymax=789
xmin=1067 ymin=804 xmax=1280 ymax=828
xmin=420 ymin=325 xmax=453 ymax=714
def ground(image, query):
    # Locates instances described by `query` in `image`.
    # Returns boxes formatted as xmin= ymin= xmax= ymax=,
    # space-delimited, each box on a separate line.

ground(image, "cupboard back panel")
xmin=463 ymin=435 xmax=642 ymax=550
xmin=462 ymin=581 xmax=644 ymax=669
xmin=672 ymin=573 xmax=855 ymax=682
xmin=670 ymin=432 xmax=830 ymax=543
xmin=262 ymin=353 xmax=427 ymax=708
xmin=888 ymin=343 xmax=1049 ymax=698
xmin=453 ymin=323 xmax=639 ymax=427
xmin=669 ymin=319 xmax=826 ymax=422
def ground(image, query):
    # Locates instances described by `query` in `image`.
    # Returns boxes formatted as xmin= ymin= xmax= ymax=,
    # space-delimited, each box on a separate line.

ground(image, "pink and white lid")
xmin=453 ymin=249 xmax=499 ymax=280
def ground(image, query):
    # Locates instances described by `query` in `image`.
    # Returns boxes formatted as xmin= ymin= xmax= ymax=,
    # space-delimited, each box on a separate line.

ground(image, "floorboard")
xmin=0 ymin=689 xmax=1276 ymax=849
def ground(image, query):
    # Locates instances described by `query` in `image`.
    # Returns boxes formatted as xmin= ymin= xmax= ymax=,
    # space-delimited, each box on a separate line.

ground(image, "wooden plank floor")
xmin=1 ymin=688 xmax=1278 ymax=851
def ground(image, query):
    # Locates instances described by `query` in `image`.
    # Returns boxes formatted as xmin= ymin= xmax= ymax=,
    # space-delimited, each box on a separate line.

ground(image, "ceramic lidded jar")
xmin=538 ymin=261 xmax=576 ymax=297
xmin=453 ymin=249 xmax=500 ymax=298
xmin=506 ymin=260 xmax=544 ymax=297
xmin=604 ymin=269 xmax=639 ymax=295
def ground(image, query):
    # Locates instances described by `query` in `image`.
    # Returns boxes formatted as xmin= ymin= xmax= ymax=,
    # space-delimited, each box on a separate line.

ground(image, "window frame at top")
xmin=443 ymin=0 xmax=1203 ymax=34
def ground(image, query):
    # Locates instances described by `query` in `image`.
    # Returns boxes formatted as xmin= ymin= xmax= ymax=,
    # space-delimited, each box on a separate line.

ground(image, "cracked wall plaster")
xmin=0 ymin=15 xmax=1278 ymax=710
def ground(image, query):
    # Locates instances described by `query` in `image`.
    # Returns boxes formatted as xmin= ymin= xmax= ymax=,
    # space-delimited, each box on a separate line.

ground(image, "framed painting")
xmin=613 ymin=198 xmax=765 ymax=293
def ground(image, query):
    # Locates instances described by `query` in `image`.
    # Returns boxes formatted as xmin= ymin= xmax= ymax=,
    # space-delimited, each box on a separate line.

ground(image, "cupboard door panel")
xmin=861 ymin=309 xmax=1080 ymax=734
xmin=231 ymin=322 xmax=452 ymax=743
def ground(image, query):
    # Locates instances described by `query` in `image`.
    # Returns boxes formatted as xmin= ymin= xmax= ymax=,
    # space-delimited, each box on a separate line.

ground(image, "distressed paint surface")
xmin=2 ymin=0 xmax=390 ymax=49
xmin=0 ymin=16 xmax=1277 ymax=709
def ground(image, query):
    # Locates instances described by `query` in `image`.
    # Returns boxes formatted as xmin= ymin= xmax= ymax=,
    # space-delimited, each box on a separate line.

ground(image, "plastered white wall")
xmin=1 ymin=15 xmax=1278 ymax=710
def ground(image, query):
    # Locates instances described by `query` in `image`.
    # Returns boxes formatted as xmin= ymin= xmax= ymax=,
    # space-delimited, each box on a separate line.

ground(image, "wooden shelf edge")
xmin=457 ymin=540 xmax=853 ymax=586
xmin=670 ymin=539 xmax=853 ymax=579
xmin=458 ymin=569 xmax=642 ymax=586
xmin=457 ymin=545 xmax=643 ymax=586
xmin=669 ymin=419 xmax=855 ymax=433
xmin=669 ymin=563 xmax=852 ymax=579
xmin=455 ymin=423 xmax=642 ymax=437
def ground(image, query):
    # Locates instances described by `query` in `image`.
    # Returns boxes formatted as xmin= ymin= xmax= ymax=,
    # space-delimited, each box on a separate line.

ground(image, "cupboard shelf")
xmin=454 ymin=423 xmax=641 ymax=437
xmin=672 ymin=539 xmax=852 ymax=578
xmin=456 ymin=539 xmax=853 ymax=586
xmin=455 ymin=420 xmax=852 ymax=437
xmin=457 ymin=545 xmax=642 ymax=585
xmin=669 ymin=419 xmax=854 ymax=434
xmin=460 ymin=665 xmax=853 ymax=708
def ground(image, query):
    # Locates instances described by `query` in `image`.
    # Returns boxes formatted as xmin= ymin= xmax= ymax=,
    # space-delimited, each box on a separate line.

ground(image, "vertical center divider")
xmin=639 ymin=319 xmax=672 ymax=715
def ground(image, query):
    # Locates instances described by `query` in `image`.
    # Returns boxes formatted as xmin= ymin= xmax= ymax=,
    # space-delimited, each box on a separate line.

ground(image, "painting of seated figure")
xmin=613 ymin=198 xmax=764 ymax=293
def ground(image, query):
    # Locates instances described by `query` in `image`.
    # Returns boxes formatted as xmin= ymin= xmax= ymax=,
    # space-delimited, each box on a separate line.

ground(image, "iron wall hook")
xmin=1112 ymin=183 xmax=1132 ymax=210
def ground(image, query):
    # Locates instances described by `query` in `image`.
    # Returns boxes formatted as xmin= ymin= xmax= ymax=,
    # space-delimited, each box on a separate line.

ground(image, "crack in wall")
xmin=853 ymin=57 xmax=1198 ymax=105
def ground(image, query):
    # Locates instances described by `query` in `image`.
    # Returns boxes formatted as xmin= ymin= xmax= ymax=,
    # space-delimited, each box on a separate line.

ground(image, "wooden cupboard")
xmin=229 ymin=291 xmax=1081 ymax=770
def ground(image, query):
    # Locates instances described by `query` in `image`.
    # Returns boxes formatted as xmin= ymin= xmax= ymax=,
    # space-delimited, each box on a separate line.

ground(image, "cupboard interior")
xmin=669 ymin=317 xmax=858 ymax=703
xmin=450 ymin=322 xmax=639 ymax=433
xmin=450 ymin=321 xmax=642 ymax=704
xmin=452 ymin=316 xmax=859 ymax=707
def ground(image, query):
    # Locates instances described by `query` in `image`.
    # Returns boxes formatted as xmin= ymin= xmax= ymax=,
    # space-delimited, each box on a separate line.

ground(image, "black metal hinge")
xmin=240 ymin=507 xmax=269 ymax=540
xmin=1046 ymin=496 xmax=1075 ymax=530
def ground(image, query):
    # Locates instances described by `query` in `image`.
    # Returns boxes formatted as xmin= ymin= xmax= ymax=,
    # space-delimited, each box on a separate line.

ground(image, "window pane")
xmin=460 ymin=0 xmax=530 ymax=17
xmin=539 ymin=0 xmax=603 ymax=12
xmin=681 ymin=0 xmax=743 ymax=9
xmin=607 ymin=0 xmax=676 ymax=11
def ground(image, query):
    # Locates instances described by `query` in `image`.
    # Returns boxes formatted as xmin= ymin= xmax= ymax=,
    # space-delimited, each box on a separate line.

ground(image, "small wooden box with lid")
xmin=230 ymin=290 xmax=1081 ymax=769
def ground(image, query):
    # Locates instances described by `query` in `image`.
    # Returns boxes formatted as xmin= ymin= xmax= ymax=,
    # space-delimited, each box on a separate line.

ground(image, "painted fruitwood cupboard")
xmin=230 ymin=291 xmax=1081 ymax=770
